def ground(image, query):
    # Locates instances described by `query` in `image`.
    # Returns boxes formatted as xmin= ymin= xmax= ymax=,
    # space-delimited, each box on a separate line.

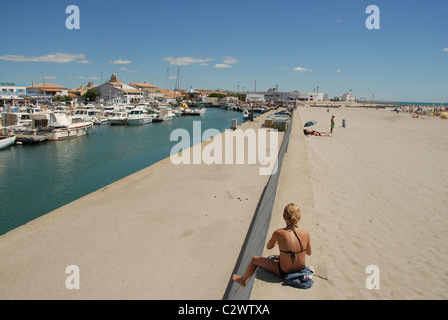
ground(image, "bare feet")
xmin=232 ymin=274 xmax=246 ymax=287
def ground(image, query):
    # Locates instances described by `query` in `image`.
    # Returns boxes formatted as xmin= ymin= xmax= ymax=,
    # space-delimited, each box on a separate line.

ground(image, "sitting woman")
xmin=232 ymin=203 xmax=312 ymax=287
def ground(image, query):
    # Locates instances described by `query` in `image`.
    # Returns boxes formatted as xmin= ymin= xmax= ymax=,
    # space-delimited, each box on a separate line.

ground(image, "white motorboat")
xmin=183 ymin=107 xmax=205 ymax=116
xmin=0 ymin=134 xmax=16 ymax=150
xmin=93 ymin=115 xmax=109 ymax=125
xmin=108 ymin=111 xmax=129 ymax=125
xmin=49 ymin=113 xmax=93 ymax=141
xmin=172 ymin=108 xmax=182 ymax=116
xmin=127 ymin=108 xmax=153 ymax=125
xmin=0 ymin=112 xmax=32 ymax=131
xmin=152 ymin=108 xmax=174 ymax=122
xmin=74 ymin=107 xmax=103 ymax=124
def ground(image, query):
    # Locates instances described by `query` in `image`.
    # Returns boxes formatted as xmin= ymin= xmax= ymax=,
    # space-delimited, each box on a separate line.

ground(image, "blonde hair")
xmin=283 ymin=203 xmax=301 ymax=226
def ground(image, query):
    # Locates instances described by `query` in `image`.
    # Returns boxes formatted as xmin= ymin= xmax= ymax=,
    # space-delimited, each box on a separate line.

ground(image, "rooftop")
xmin=129 ymin=82 xmax=158 ymax=88
xmin=28 ymin=83 xmax=68 ymax=89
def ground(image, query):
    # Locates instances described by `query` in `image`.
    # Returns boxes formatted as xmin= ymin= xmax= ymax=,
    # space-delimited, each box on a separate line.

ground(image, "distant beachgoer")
xmin=330 ymin=116 xmax=335 ymax=133
xmin=303 ymin=128 xmax=329 ymax=136
xmin=232 ymin=203 xmax=312 ymax=287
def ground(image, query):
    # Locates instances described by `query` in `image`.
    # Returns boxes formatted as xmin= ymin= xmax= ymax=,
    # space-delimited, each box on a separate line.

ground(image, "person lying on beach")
xmin=232 ymin=203 xmax=312 ymax=287
xmin=303 ymin=128 xmax=329 ymax=136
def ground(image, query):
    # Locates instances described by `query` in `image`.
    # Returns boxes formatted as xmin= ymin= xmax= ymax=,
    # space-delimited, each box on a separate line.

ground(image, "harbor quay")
xmin=0 ymin=110 xmax=288 ymax=299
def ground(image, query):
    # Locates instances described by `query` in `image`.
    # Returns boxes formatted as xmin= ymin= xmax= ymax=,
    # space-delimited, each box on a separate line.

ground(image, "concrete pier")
xmin=0 ymin=111 xmax=286 ymax=299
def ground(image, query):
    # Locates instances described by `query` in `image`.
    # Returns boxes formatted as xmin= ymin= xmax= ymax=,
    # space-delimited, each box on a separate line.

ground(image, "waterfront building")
xmin=246 ymin=92 xmax=266 ymax=103
xmin=93 ymin=74 xmax=143 ymax=104
xmin=129 ymin=82 xmax=164 ymax=100
xmin=27 ymin=82 xmax=69 ymax=96
xmin=219 ymin=96 xmax=240 ymax=105
xmin=0 ymin=82 xmax=27 ymax=106
xmin=299 ymin=92 xmax=328 ymax=101
xmin=340 ymin=92 xmax=356 ymax=102
xmin=0 ymin=82 xmax=27 ymax=98
xmin=68 ymin=82 xmax=96 ymax=99
xmin=246 ymin=89 xmax=327 ymax=103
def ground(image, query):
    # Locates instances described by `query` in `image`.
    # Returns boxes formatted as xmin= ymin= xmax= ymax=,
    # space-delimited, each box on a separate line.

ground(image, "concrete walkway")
xmin=0 ymin=111 xmax=283 ymax=299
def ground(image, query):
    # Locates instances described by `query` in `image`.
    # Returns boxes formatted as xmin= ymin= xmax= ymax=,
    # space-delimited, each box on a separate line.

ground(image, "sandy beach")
xmin=264 ymin=106 xmax=448 ymax=299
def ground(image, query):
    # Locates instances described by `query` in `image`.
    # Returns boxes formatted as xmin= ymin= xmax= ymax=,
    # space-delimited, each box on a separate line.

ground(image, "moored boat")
xmin=0 ymin=134 xmax=16 ymax=150
xmin=0 ymin=112 xmax=32 ymax=131
xmin=15 ymin=113 xmax=53 ymax=145
xmin=153 ymin=108 xmax=175 ymax=122
xmin=183 ymin=107 xmax=205 ymax=116
xmin=108 ymin=111 xmax=128 ymax=125
xmin=49 ymin=113 xmax=93 ymax=141
xmin=127 ymin=108 xmax=153 ymax=125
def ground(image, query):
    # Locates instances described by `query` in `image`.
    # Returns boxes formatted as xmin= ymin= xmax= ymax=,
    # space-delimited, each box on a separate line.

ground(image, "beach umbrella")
xmin=304 ymin=120 xmax=316 ymax=127
xmin=441 ymin=112 xmax=448 ymax=119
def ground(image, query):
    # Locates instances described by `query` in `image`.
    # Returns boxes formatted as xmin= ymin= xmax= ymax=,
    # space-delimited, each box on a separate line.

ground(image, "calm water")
xmin=0 ymin=108 xmax=245 ymax=235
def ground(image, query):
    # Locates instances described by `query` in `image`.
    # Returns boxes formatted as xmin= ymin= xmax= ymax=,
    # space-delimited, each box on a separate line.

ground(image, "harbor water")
xmin=0 ymin=108 xmax=245 ymax=235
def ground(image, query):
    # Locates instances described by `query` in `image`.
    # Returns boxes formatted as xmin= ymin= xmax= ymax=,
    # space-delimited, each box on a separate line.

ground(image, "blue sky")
xmin=1 ymin=0 xmax=447 ymax=102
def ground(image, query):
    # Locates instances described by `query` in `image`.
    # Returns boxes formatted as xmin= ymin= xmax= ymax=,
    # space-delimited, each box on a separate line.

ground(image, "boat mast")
xmin=42 ymin=72 xmax=47 ymax=107
xmin=101 ymin=72 xmax=104 ymax=106
xmin=167 ymin=68 xmax=170 ymax=92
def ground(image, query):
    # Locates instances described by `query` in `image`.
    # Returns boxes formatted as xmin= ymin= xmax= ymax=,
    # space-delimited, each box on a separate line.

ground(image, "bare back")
xmin=275 ymin=227 xmax=311 ymax=273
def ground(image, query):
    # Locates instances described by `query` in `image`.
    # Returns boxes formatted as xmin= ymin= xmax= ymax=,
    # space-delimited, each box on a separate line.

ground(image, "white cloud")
xmin=110 ymin=59 xmax=131 ymax=65
xmin=77 ymin=60 xmax=92 ymax=64
xmin=334 ymin=69 xmax=342 ymax=72
xmin=443 ymin=48 xmax=448 ymax=52
xmin=78 ymin=76 xmax=100 ymax=80
xmin=119 ymin=67 xmax=138 ymax=73
xmin=223 ymin=56 xmax=238 ymax=64
xmin=294 ymin=67 xmax=312 ymax=72
xmin=44 ymin=75 xmax=57 ymax=80
xmin=214 ymin=63 xmax=232 ymax=68
xmin=0 ymin=52 xmax=89 ymax=63
xmin=162 ymin=56 xmax=213 ymax=66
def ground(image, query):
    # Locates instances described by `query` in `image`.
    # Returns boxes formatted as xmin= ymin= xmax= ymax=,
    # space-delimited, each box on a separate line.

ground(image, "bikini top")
xmin=279 ymin=226 xmax=306 ymax=263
